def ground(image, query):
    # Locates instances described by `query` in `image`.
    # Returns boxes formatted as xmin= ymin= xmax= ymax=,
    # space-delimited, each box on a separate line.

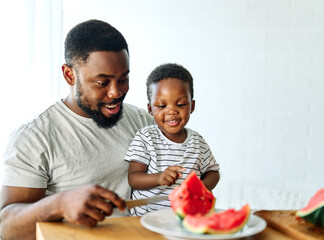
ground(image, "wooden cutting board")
xmin=254 ymin=210 xmax=324 ymax=240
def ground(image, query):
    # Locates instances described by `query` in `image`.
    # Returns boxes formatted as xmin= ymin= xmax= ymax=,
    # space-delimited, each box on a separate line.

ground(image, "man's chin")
xmin=77 ymin=99 xmax=124 ymax=128
xmin=93 ymin=104 xmax=123 ymax=128
xmin=101 ymin=104 xmax=121 ymax=116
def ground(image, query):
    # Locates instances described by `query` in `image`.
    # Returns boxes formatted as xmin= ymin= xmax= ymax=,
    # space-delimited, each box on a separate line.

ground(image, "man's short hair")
xmin=146 ymin=63 xmax=194 ymax=102
xmin=64 ymin=19 xmax=128 ymax=67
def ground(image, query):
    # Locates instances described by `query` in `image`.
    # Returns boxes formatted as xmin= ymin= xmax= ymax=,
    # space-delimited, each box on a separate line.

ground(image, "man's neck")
xmin=62 ymin=95 xmax=90 ymax=118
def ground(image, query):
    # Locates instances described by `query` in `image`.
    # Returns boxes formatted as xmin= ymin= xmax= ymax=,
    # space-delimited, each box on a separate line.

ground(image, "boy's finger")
xmin=176 ymin=167 xmax=186 ymax=179
xmin=170 ymin=166 xmax=186 ymax=171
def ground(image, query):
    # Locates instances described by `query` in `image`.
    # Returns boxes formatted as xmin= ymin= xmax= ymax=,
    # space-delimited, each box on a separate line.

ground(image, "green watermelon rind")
xmin=296 ymin=203 xmax=324 ymax=227
xmin=296 ymin=188 xmax=324 ymax=227
xmin=183 ymin=215 xmax=250 ymax=234
xmin=182 ymin=204 xmax=251 ymax=235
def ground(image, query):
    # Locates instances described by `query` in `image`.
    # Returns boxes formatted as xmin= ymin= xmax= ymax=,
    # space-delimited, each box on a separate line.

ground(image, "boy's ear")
xmin=62 ymin=64 xmax=76 ymax=86
xmin=147 ymin=103 xmax=153 ymax=115
xmin=190 ymin=100 xmax=195 ymax=114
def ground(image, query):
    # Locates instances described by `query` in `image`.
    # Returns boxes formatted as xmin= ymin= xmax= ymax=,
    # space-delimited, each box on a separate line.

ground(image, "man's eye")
xmin=119 ymin=78 xmax=129 ymax=84
xmin=97 ymin=81 xmax=108 ymax=86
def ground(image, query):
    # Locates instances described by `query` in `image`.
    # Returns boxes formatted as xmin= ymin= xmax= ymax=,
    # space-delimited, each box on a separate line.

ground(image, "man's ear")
xmin=62 ymin=64 xmax=76 ymax=86
xmin=147 ymin=103 xmax=153 ymax=115
xmin=190 ymin=100 xmax=195 ymax=114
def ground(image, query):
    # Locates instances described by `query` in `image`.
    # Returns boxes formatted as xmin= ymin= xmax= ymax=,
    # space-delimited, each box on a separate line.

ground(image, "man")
xmin=0 ymin=19 xmax=153 ymax=240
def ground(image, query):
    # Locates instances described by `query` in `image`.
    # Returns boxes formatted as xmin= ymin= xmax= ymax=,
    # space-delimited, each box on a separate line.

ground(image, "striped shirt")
xmin=124 ymin=124 xmax=220 ymax=216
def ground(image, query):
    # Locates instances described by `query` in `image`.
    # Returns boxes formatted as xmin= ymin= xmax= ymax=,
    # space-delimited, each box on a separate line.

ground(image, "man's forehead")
xmin=76 ymin=50 xmax=129 ymax=72
xmin=74 ymin=50 xmax=129 ymax=66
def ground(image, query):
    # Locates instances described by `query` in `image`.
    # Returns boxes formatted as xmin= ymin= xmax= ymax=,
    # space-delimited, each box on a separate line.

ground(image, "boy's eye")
xmin=157 ymin=105 xmax=166 ymax=109
xmin=177 ymin=103 xmax=187 ymax=107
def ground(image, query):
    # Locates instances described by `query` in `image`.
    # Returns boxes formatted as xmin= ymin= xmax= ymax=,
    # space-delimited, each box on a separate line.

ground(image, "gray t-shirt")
xmin=2 ymin=101 xmax=153 ymax=215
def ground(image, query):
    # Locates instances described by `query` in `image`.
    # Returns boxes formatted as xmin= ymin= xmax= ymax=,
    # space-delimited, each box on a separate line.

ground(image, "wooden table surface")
xmin=36 ymin=214 xmax=294 ymax=240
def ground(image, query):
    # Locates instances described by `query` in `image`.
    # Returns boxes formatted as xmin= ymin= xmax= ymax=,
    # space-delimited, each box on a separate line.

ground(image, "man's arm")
xmin=0 ymin=185 xmax=126 ymax=240
xmin=0 ymin=186 xmax=57 ymax=240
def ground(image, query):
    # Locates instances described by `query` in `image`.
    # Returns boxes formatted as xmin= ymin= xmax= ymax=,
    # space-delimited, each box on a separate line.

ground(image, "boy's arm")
xmin=128 ymin=161 xmax=158 ymax=190
xmin=128 ymin=161 xmax=184 ymax=190
xmin=201 ymin=171 xmax=220 ymax=191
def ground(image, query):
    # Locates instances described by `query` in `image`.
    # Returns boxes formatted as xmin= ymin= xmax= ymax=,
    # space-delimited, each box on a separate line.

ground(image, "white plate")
xmin=140 ymin=208 xmax=267 ymax=240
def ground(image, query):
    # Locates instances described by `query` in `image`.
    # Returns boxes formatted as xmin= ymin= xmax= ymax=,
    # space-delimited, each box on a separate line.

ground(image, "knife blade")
xmin=125 ymin=195 xmax=169 ymax=209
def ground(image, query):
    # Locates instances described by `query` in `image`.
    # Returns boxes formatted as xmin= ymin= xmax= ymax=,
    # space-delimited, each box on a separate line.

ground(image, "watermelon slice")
xmin=169 ymin=172 xmax=215 ymax=220
xmin=296 ymin=188 xmax=324 ymax=227
xmin=183 ymin=204 xmax=251 ymax=234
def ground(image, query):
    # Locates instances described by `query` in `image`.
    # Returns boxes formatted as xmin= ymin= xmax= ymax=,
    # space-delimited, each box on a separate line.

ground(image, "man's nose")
xmin=107 ymin=82 xmax=122 ymax=99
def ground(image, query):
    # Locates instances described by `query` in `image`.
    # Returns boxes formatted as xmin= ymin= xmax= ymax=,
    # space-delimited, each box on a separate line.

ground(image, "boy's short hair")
xmin=64 ymin=19 xmax=128 ymax=67
xmin=146 ymin=63 xmax=194 ymax=102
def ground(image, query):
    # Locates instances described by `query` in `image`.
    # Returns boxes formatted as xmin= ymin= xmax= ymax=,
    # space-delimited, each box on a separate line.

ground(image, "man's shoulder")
xmin=123 ymin=103 xmax=153 ymax=123
xmin=22 ymin=101 xmax=64 ymax=129
xmin=10 ymin=102 xmax=65 ymax=136
xmin=124 ymin=103 xmax=148 ymax=115
xmin=5 ymin=102 xmax=63 ymax=148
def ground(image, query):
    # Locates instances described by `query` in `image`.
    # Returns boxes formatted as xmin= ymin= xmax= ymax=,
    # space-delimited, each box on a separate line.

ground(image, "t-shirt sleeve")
xmin=199 ymin=136 xmax=220 ymax=173
xmin=1 ymin=125 xmax=49 ymax=188
xmin=124 ymin=129 xmax=151 ymax=166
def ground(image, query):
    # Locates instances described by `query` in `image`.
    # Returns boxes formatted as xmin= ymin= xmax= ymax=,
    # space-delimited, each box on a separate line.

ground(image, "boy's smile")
xmin=148 ymin=78 xmax=195 ymax=143
xmin=165 ymin=119 xmax=180 ymax=127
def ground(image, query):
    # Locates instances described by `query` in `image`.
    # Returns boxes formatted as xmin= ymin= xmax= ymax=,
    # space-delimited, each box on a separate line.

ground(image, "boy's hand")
xmin=157 ymin=166 xmax=185 ymax=186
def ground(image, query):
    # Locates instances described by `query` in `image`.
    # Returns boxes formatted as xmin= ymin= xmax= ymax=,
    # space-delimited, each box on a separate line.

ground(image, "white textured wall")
xmin=1 ymin=0 xmax=323 ymax=210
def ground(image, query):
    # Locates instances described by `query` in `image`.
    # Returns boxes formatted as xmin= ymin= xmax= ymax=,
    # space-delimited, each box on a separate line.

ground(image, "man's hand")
xmin=0 ymin=185 xmax=126 ymax=240
xmin=157 ymin=166 xmax=185 ymax=186
xmin=59 ymin=184 xmax=126 ymax=227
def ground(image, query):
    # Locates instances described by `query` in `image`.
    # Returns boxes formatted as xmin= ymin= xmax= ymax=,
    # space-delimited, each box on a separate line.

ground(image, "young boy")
xmin=124 ymin=63 xmax=220 ymax=216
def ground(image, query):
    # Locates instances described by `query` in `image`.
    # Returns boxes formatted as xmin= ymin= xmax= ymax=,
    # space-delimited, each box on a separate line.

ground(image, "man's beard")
xmin=75 ymin=80 xmax=125 ymax=128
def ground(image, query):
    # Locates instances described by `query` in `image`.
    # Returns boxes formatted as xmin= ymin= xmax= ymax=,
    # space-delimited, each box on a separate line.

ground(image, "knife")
xmin=124 ymin=195 xmax=169 ymax=209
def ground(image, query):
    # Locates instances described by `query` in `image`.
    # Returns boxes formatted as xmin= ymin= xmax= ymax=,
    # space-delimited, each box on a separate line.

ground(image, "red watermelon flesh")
xmin=183 ymin=204 xmax=251 ymax=234
xmin=296 ymin=188 xmax=324 ymax=227
xmin=169 ymin=172 xmax=215 ymax=219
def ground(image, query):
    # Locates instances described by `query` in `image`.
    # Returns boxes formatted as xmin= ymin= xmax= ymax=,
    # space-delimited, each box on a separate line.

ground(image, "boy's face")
xmin=148 ymin=78 xmax=195 ymax=143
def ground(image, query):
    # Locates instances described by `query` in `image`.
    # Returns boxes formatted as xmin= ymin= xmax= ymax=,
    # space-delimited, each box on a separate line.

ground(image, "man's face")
xmin=73 ymin=50 xmax=129 ymax=128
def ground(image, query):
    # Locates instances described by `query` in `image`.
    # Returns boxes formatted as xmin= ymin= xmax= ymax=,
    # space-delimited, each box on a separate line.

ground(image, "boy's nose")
xmin=167 ymin=106 xmax=178 ymax=115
